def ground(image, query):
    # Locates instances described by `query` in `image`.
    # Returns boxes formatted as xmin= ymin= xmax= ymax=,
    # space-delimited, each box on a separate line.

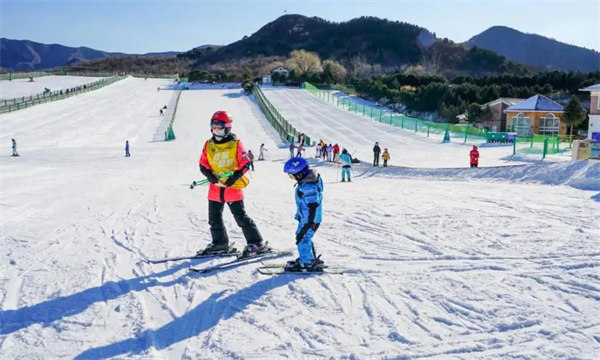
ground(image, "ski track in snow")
xmin=0 ymin=77 xmax=599 ymax=359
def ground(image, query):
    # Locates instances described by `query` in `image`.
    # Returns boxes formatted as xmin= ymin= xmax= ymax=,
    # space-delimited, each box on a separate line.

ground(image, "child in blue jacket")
xmin=338 ymin=149 xmax=352 ymax=182
xmin=283 ymin=157 xmax=325 ymax=272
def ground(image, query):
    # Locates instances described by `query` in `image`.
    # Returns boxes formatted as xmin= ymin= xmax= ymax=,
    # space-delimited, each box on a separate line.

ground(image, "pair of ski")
xmin=142 ymin=243 xmax=343 ymax=275
xmin=257 ymin=261 xmax=344 ymax=275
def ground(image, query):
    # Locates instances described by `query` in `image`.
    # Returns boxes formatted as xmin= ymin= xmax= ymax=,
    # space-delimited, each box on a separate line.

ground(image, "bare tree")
xmin=286 ymin=49 xmax=322 ymax=76
xmin=349 ymin=55 xmax=372 ymax=77
xmin=322 ymin=59 xmax=347 ymax=83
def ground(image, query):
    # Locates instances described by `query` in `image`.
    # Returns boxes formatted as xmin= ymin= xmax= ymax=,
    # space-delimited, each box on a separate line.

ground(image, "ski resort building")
xmin=504 ymin=94 xmax=566 ymax=137
xmin=580 ymin=84 xmax=600 ymax=140
xmin=456 ymin=97 xmax=523 ymax=132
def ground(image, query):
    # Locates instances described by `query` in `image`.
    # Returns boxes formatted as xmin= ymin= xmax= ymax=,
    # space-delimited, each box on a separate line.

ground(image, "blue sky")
xmin=1 ymin=0 xmax=598 ymax=53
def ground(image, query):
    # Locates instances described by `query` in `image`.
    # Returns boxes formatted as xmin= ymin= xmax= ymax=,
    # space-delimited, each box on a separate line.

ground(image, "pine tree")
xmin=562 ymin=95 xmax=586 ymax=137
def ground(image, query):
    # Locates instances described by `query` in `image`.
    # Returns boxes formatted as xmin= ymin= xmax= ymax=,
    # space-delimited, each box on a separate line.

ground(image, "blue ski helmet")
xmin=284 ymin=157 xmax=309 ymax=180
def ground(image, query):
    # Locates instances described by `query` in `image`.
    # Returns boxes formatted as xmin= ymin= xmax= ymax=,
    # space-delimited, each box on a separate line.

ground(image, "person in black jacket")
xmin=372 ymin=142 xmax=381 ymax=167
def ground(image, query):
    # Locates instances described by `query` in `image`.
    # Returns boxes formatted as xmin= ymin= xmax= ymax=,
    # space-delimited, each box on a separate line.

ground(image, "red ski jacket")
xmin=470 ymin=149 xmax=480 ymax=164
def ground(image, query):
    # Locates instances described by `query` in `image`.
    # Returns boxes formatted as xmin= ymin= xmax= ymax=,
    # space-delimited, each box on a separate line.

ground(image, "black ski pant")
xmin=208 ymin=200 xmax=263 ymax=246
xmin=373 ymin=153 xmax=380 ymax=166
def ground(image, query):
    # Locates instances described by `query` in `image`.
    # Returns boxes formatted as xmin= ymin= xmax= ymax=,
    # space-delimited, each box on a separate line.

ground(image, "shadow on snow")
xmin=0 ymin=261 xmax=194 ymax=335
xmin=74 ymin=275 xmax=298 ymax=359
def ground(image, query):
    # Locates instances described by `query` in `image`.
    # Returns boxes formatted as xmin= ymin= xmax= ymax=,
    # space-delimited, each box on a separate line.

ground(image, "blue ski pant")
xmin=296 ymin=223 xmax=320 ymax=264
xmin=341 ymin=166 xmax=351 ymax=181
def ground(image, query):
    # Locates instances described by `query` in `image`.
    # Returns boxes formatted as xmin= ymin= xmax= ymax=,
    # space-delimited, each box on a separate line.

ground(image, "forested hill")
xmin=182 ymin=15 xmax=424 ymax=66
xmin=467 ymin=26 xmax=600 ymax=73
xmin=178 ymin=15 xmax=527 ymax=75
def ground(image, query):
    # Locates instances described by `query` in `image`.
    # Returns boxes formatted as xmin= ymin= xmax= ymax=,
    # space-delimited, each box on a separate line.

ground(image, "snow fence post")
xmin=542 ymin=137 xmax=548 ymax=159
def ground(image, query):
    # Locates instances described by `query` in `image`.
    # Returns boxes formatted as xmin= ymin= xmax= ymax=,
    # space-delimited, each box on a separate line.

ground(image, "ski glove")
xmin=224 ymin=169 xmax=244 ymax=187
xmin=200 ymin=165 xmax=219 ymax=184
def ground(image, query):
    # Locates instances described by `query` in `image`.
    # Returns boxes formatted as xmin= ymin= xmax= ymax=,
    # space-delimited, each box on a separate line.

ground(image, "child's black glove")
xmin=224 ymin=170 xmax=243 ymax=187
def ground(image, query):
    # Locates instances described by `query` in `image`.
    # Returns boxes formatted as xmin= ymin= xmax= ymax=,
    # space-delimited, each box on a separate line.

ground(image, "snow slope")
xmin=1 ymin=78 xmax=599 ymax=359
xmin=0 ymin=76 xmax=104 ymax=100
xmin=262 ymin=86 xmax=529 ymax=168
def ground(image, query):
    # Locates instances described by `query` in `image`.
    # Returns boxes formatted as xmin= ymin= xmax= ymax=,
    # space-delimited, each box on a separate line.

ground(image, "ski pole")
xmin=190 ymin=171 xmax=233 ymax=189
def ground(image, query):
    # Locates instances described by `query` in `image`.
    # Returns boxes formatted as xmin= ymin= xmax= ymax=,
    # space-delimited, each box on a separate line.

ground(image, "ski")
xmin=142 ymin=243 xmax=238 ymax=264
xmin=189 ymin=250 xmax=294 ymax=274
xmin=257 ymin=267 xmax=344 ymax=275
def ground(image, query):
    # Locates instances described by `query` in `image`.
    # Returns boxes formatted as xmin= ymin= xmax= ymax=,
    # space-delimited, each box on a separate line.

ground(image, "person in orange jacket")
xmin=470 ymin=145 xmax=480 ymax=168
xmin=382 ymin=148 xmax=390 ymax=167
xmin=198 ymin=111 xmax=265 ymax=257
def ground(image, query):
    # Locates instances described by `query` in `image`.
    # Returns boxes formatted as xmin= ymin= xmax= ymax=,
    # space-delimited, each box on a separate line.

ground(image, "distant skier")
xmin=296 ymin=144 xmax=304 ymax=157
xmin=11 ymin=138 xmax=19 ymax=157
xmin=326 ymin=144 xmax=333 ymax=162
xmin=125 ymin=140 xmax=130 ymax=157
xmin=332 ymin=143 xmax=340 ymax=162
xmin=315 ymin=142 xmax=322 ymax=158
xmin=283 ymin=157 xmax=325 ymax=272
xmin=382 ymin=148 xmax=390 ymax=167
xmin=299 ymin=133 xmax=306 ymax=146
xmin=470 ymin=145 xmax=479 ymax=168
xmin=373 ymin=142 xmax=381 ymax=167
xmin=339 ymin=148 xmax=352 ymax=182
xmin=197 ymin=110 xmax=266 ymax=257
xmin=159 ymin=109 xmax=164 ymax=116
xmin=247 ymin=150 xmax=255 ymax=171
xmin=258 ymin=143 xmax=267 ymax=160
xmin=289 ymin=142 xmax=296 ymax=158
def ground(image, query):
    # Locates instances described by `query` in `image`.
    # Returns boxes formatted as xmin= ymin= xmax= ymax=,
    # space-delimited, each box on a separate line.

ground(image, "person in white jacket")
xmin=258 ymin=143 xmax=267 ymax=160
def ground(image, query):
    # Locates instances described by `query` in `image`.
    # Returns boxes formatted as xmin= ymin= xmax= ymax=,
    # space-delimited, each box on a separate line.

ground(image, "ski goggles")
xmin=211 ymin=120 xmax=231 ymax=130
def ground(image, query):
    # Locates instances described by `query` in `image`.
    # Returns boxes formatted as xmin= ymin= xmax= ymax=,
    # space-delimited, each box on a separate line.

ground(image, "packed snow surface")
xmin=1 ymin=77 xmax=599 ymax=359
xmin=0 ymin=75 xmax=105 ymax=100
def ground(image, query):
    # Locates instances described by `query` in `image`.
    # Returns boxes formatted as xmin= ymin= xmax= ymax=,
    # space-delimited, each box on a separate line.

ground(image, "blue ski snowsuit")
xmin=294 ymin=170 xmax=323 ymax=264
xmin=339 ymin=152 xmax=352 ymax=181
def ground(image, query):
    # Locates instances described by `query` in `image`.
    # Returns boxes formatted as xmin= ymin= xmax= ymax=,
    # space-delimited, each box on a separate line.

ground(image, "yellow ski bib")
xmin=205 ymin=139 xmax=249 ymax=189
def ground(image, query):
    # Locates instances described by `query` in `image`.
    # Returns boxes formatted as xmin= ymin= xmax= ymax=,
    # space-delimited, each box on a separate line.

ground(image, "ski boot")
xmin=196 ymin=242 xmax=235 ymax=256
xmin=240 ymin=242 xmax=271 ymax=258
xmin=284 ymin=255 xmax=325 ymax=272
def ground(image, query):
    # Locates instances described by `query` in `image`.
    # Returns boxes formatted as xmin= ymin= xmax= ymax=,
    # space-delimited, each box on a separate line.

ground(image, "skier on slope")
xmin=373 ymin=142 xmax=381 ymax=166
xmin=247 ymin=150 xmax=255 ymax=171
xmin=339 ymin=148 xmax=352 ymax=182
xmin=197 ymin=110 xmax=266 ymax=257
xmin=11 ymin=138 xmax=19 ymax=157
xmin=382 ymin=148 xmax=390 ymax=167
xmin=283 ymin=157 xmax=326 ymax=272
xmin=258 ymin=143 xmax=267 ymax=160
xmin=470 ymin=145 xmax=480 ymax=168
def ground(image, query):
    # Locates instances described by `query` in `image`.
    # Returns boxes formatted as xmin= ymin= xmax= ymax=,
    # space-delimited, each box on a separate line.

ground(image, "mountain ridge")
xmin=466 ymin=25 xmax=599 ymax=72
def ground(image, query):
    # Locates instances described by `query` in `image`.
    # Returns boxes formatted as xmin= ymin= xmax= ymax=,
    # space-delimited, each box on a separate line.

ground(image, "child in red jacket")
xmin=470 ymin=145 xmax=480 ymax=168
xmin=198 ymin=111 xmax=265 ymax=257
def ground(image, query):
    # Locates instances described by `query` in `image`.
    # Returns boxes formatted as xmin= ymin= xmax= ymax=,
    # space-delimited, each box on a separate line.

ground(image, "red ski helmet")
xmin=211 ymin=111 xmax=233 ymax=127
